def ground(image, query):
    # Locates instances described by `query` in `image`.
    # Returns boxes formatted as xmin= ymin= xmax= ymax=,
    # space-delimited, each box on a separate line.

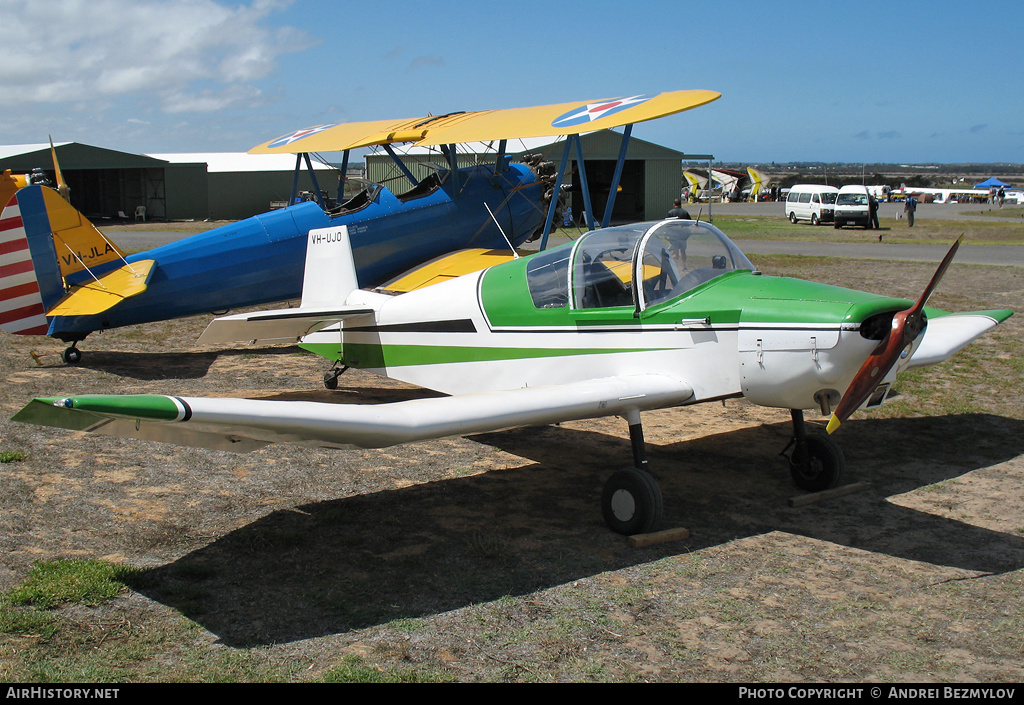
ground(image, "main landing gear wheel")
xmin=601 ymin=467 xmax=663 ymax=535
xmin=62 ymin=346 xmax=82 ymax=364
xmin=789 ymin=434 xmax=845 ymax=492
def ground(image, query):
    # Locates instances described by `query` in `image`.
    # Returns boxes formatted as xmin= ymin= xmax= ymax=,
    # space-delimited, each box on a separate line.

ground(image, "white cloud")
xmin=0 ymin=0 xmax=313 ymax=113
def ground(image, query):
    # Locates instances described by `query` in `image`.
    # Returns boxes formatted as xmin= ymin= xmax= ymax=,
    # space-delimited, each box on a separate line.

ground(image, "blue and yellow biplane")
xmin=0 ymin=90 xmax=719 ymax=363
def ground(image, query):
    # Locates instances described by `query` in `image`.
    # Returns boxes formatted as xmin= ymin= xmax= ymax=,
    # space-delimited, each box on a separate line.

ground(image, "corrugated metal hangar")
xmin=3 ymin=132 xmax=699 ymax=223
xmin=0 ymin=142 xmax=335 ymax=222
xmin=0 ymin=142 xmax=208 ymax=221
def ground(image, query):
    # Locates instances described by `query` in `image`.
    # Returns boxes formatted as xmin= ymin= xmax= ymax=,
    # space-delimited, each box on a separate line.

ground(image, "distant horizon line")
xmin=683 ymin=161 xmax=1024 ymax=169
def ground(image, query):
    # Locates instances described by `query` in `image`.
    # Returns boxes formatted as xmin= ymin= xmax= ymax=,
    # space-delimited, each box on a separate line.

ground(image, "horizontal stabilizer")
xmin=198 ymin=305 xmax=375 ymax=346
xmin=13 ymin=374 xmax=694 ymax=452
xmin=48 ymin=260 xmax=156 ymax=316
xmin=907 ymin=310 xmax=1014 ymax=369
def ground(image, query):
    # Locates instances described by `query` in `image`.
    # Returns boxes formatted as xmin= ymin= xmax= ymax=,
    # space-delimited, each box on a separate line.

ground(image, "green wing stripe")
xmin=300 ymin=342 xmax=666 ymax=368
xmin=16 ymin=395 xmax=184 ymax=424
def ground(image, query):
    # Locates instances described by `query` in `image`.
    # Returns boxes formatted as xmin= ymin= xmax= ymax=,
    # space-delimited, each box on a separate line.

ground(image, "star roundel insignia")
xmin=550 ymin=94 xmax=657 ymax=128
xmin=267 ymin=124 xmax=337 ymax=148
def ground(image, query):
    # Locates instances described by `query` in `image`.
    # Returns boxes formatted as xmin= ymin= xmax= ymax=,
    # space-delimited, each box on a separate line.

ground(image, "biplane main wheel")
xmin=62 ymin=346 xmax=82 ymax=365
xmin=602 ymin=467 xmax=663 ymax=535
xmin=789 ymin=435 xmax=845 ymax=493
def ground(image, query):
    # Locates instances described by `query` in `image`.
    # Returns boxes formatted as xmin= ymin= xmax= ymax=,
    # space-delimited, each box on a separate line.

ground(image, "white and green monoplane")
xmin=13 ymin=220 xmax=1012 ymax=534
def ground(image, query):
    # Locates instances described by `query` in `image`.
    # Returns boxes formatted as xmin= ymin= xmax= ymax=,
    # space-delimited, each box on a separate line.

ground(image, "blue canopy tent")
xmin=974 ymin=177 xmax=1011 ymax=189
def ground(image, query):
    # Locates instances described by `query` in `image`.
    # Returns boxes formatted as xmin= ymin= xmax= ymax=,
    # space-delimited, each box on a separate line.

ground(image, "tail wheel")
xmin=602 ymin=467 xmax=663 ymax=535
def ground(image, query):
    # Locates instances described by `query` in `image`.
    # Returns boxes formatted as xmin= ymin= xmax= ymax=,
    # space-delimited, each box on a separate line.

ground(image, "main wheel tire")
xmin=601 ymin=468 xmax=663 ymax=535
xmin=789 ymin=435 xmax=845 ymax=492
xmin=62 ymin=347 xmax=82 ymax=364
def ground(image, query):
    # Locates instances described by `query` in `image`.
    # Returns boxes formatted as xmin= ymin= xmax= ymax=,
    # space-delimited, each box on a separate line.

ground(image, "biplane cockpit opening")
xmin=328 ymin=179 xmax=383 ymax=216
xmin=396 ymin=170 xmax=448 ymax=203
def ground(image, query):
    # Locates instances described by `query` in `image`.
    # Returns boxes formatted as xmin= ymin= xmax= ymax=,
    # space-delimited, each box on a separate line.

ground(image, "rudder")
xmin=0 ymin=190 xmax=50 ymax=335
xmin=1 ymin=184 xmax=129 ymax=336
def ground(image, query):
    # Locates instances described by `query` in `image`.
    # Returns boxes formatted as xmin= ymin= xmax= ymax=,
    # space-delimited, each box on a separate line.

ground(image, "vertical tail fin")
xmin=0 ymin=184 xmax=128 ymax=336
xmin=300 ymin=225 xmax=359 ymax=308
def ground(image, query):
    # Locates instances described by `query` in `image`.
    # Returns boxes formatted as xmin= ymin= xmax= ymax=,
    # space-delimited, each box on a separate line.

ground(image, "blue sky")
xmin=2 ymin=0 xmax=1021 ymax=164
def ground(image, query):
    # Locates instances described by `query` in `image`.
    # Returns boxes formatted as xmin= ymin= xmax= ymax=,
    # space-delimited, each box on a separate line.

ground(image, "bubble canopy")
xmin=525 ymin=220 xmax=755 ymax=313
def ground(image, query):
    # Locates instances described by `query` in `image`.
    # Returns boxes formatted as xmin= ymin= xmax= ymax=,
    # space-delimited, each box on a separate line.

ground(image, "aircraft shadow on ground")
xmin=69 ymin=346 xmax=304 ymax=380
xmin=125 ymin=414 xmax=1024 ymax=647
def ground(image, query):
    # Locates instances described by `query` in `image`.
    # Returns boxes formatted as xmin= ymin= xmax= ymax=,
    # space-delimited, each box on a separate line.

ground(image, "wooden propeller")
xmin=826 ymin=236 xmax=963 ymax=434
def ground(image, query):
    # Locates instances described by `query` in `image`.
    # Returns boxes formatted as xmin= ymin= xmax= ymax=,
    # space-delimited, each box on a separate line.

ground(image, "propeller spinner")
xmin=826 ymin=236 xmax=963 ymax=434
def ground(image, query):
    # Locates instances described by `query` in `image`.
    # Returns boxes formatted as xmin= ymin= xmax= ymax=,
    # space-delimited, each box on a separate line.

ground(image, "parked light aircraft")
xmin=1 ymin=90 xmax=720 ymax=363
xmin=14 ymin=219 xmax=1011 ymax=534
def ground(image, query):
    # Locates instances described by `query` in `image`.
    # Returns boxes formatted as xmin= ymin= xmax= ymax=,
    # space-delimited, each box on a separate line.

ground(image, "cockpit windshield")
xmin=634 ymin=220 xmax=754 ymax=309
xmin=528 ymin=220 xmax=753 ymax=312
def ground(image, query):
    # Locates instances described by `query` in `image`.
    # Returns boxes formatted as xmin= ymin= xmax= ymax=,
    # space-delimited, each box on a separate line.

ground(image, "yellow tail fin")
xmin=40 ymin=187 xmax=127 ymax=278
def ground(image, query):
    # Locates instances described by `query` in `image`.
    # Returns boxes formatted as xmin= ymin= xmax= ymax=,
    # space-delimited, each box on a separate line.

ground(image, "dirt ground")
xmin=1 ymin=253 xmax=1023 ymax=682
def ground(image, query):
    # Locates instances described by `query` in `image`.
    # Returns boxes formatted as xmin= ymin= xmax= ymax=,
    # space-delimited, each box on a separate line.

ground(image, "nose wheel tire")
xmin=789 ymin=435 xmax=845 ymax=492
xmin=602 ymin=467 xmax=663 ymax=535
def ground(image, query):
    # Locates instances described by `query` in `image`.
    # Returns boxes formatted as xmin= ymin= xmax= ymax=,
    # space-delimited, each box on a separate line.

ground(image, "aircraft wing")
xmin=197 ymin=305 xmax=375 ymax=346
xmin=906 ymin=310 xmax=1013 ymax=369
xmin=249 ymin=90 xmax=720 ymax=154
xmin=13 ymin=374 xmax=694 ymax=453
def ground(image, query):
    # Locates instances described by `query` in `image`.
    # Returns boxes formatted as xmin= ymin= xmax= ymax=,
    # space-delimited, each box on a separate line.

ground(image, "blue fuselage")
xmin=50 ymin=163 xmax=544 ymax=340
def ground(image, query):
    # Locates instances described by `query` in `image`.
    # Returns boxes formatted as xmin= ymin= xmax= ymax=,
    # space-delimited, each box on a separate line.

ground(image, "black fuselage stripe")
xmin=344 ymin=319 xmax=477 ymax=334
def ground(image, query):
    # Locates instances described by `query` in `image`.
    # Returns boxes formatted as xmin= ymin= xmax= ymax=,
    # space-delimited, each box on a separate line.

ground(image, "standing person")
xmin=904 ymin=195 xmax=917 ymax=227
xmin=869 ymin=195 xmax=880 ymax=229
xmin=667 ymin=198 xmax=691 ymax=219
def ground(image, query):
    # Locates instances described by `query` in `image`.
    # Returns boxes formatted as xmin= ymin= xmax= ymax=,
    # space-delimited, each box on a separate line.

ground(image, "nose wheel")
xmin=784 ymin=409 xmax=845 ymax=492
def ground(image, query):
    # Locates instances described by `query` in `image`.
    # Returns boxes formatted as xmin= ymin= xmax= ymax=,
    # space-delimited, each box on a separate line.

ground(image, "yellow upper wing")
xmin=250 ymin=90 xmax=720 ymax=154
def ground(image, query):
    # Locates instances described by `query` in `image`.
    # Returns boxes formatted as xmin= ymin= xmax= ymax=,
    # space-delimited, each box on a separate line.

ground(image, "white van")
xmin=784 ymin=184 xmax=839 ymax=225
xmin=834 ymin=185 xmax=872 ymax=229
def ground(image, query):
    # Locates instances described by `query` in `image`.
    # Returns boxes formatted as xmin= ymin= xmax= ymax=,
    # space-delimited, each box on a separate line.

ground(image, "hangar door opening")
xmin=567 ymin=159 xmax=644 ymax=225
xmin=66 ymin=168 xmax=167 ymax=220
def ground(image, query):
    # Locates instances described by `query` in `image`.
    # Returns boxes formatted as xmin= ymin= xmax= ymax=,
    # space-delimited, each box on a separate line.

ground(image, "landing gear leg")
xmin=601 ymin=411 xmax=664 ymax=535
xmin=784 ymin=409 xmax=845 ymax=492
